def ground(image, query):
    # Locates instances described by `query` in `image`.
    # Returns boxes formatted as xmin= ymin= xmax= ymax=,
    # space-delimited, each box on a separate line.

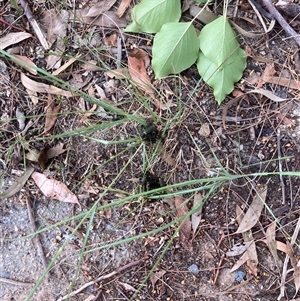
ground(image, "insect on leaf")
xmin=125 ymin=0 xmax=181 ymax=33
xmin=152 ymin=22 xmax=198 ymax=78
xmin=197 ymin=16 xmax=246 ymax=104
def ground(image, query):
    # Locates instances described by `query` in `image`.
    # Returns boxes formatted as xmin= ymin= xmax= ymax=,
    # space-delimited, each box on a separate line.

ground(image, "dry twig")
xmin=0 ymin=277 xmax=33 ymax=287
xmin=58 ymin=256 xmax=148 ymax=301
xmin=277 ymin=215 xmax=300 ymax=300
xmin=19 ymin=0 xmax=50 ymax=50
xmin=26 ymin=194 xmax=50 ymax=280
xmin=261 ymin=0 xmax=300 ymax=47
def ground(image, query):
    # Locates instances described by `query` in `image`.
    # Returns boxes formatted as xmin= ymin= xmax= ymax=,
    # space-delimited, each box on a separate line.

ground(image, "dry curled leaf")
xmin=150 ymin=270 xmax=166 ymax=288
xmin=46 ymin=143 xmax=66 ymax=159
xmin=174 ymin=195 xmax=191 ymax=242
xmin=234 ymin=205 xmax=258 ymax=276
xmin=0 ymin=32 xmax=32 ymax=50
xmin=116 ymin=0 xmax=132 ymax=17
xmin=128 ymin=49 xmax=155 ymax=99
xmin=12 ymin=55 xmax=37 ymax=75
xmin=74 ymin=9 xmax=127 ymax=28
xmin=266 ymin=221 xmax=279 ymax=265
xmin=31 ymin=172 xmax=79 ymax=205
xmin=236 ymin=185 xmax=267 ymax=234
xmin=21 ymin=73 xmax=74 ymax=97
xmin=191 ymin=194 xmax=203 ymax=235
xmin=44 ymin=103 xmax=61 ymax=133
xmin=0 ymin=166 xmax=34 ymax=200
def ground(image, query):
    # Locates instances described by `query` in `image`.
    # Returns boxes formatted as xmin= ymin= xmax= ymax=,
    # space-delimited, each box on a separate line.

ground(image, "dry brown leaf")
xmin=117 ymin=281 xmax=137 ymax=292
xmin=31 ymin=172 xmax=79 ymax=205
xmin=294 ymin=264 xmax=300 ymax=295
xmin=226 ymin=241 xmax=252 ymax=257
xmin=26 ymin=149 xmax=41 ymax=163
xmin=106 ymin=68 xmax=128 ymax=79
xmin=0 ymin=166 xmax=34 ymax=200
xmin=235 ymin=205 xmax=258 ymax=276
xmin=74 ymin=9 xmax=127 ymax=28
xmin=252 ymin=88 xmax=287 ymax=102
xmin=85 ymin=0 xmax=118 ymax=17
xmin=116 ymin=0 xmax=132 ymax=17
xmin=40 ymin=9 xmax=69 ymax=69
xmin=246 ymin=241 xmax=258 ymax=275
xmin=257 ymin=63 xmax=276 ymax=88
xmin=82 ymin=180 xmax=98 ymax=195
xmin=44 ymin=103 xmax=61 ymax=133
xmin=229 ymin=241 xmax=258 ymax=275
xmin=266 ymin=221 xmax=279 ymax=265
xmin=230 ymin=248 xmax=249 ymax=272
xmin=26 ymin=89 xmax=39 ymax=104
xmin=130 ymin=48 xmax=150 ymax=68
xmin=103 ymin=33 xmax=118 ymax=46
xmin=21 ymin=73 xmax=74 ymax=97
xmin=81 ymin=60 xmax=102 ymax=72
xmin=160 ymin=150 xmax=177 ymax=168
xmin=263 ymin=75 xmax=300 ymax=90
xmin=154 ymin=98 xmax=177 ymax=110
xmin=46 ymin=143 xmax=66 ymax=159
xmin=12 ymin=55 xmax=37 ymax=75
xmin=261 ymin=239 xmax=290 ymax=254
xmin=128 ymin=50 xmax=155 ymax=99
xmin=236 ymin=185 xmax=267 ymax=234
xmin=174 ymin=195 xmax=191 ymax=242
xmin=0 ymin=32 xmax=32 ymax=50
xmin=277 ymin=113 xmax=295 ymax=126
xmin=191 ymin=194 xmax=203 ymax=235
xmin=150 ymin=270 xmax=166 ymax=288
xmin=245 ymin=72 xmax=261 ymax=86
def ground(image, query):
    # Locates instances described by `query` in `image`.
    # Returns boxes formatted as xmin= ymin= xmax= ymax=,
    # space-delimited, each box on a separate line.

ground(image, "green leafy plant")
xmin=125 ymin=0 xmax=246 ymax=104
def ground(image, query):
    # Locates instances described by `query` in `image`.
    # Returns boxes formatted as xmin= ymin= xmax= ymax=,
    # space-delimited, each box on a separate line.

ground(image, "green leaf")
xmin=197 ymin=16 xmax=246 ymax=104
xmin=124 ymin=0 xmax=181 ymax=33
xmin=152 ymin=22 xmax=199 ymax=78
xmin=197 ymin=49 xmax=246 ymax=104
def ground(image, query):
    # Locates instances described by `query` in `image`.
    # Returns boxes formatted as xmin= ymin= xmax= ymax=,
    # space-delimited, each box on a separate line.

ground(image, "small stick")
xmin=26 ymin=195 xmax=50 ymax=280
xmin=261 ymin=0 xmax=300 ymax=47
xmin=0 ymin=277 xmax=33 ymax=287
xmin=213 ymin=253 xmax=225 ymax=285
xmin=19 ymin=0 xmax=50 ymax=50
xmin=277 ymin=128 xmax=286 ymax=205
xmin=277 ymin=213 xmax=300 ymax=300
xmin=0 ymin=18 xmax=24 ymax=31
xmin=57 ymin=256 xmax=148 ymax=301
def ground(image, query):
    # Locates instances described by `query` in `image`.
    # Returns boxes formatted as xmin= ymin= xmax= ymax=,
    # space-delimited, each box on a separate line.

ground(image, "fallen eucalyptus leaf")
xmin=236 ymin=185 xmax=267 ymax=234
xmin=0 ymin=166 xmax=34 ymax=200
xmin=31 ymin=172 xmax=79 ymax=205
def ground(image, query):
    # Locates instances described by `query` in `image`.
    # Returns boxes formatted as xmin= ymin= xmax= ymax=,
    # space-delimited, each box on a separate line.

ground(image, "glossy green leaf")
xmin=152 ymin=22 xmax=199 ymax=78
xmin=197 ymin=16 xmax=246 ymax=104
xmin=124 ymin=0 xmax=181 ymax=33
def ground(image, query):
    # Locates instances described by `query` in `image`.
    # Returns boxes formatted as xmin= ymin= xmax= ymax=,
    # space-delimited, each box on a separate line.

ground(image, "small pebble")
xmin=235 ymin=270 xmax=245 ymax=282
xmin=105 ymin=224 xmax=113 ymax=231
xmin=188 ymin=264 xmax=199 ymax=276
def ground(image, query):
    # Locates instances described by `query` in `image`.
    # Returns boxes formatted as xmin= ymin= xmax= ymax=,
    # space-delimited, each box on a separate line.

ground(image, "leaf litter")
xmin=31 ymin=172 xmax=80 ymax=206
xmin=0 ymin=1 xmax=299 ymax=298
